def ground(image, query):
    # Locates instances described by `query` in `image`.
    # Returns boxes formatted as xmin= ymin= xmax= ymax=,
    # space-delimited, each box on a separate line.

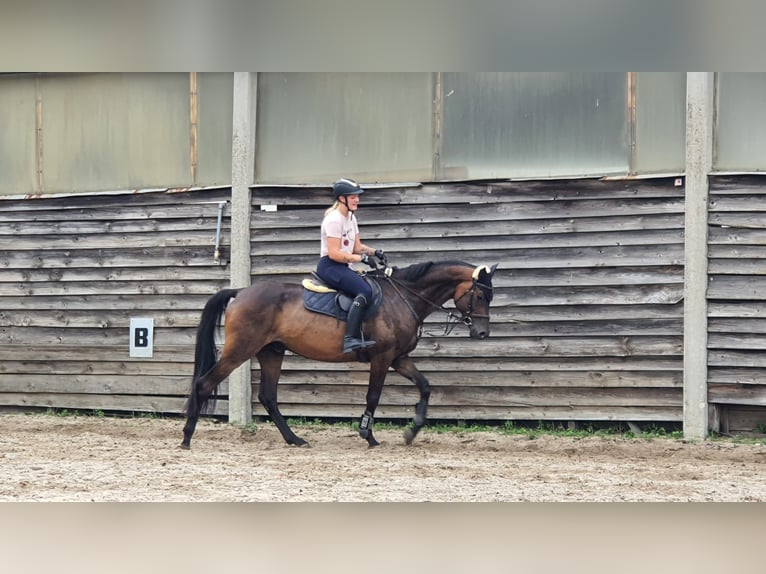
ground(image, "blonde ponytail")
xmin=324 ymin=201 xmax=341 ymax=217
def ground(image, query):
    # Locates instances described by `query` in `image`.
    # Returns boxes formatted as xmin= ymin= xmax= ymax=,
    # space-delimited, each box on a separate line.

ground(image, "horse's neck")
xmin=404 ymin=268 xmax=468 ymax=319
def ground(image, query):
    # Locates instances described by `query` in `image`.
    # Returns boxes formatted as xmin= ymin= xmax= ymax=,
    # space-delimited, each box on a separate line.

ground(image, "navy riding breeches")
xmin=316 ymin=256 xmax=373 ymax=301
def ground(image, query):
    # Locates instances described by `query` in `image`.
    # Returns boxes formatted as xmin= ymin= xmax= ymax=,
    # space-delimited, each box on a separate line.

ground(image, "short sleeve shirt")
xmin=320 ymin=209 xmax=358 ymax=264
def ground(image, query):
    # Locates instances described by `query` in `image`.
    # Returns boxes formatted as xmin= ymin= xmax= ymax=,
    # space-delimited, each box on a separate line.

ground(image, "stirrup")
xmin=343 ymin=337 xmax=376 ymax=353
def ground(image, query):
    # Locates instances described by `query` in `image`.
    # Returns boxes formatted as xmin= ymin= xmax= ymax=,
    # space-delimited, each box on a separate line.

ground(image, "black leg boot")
xmin=343 ymin=295 xmax=376 ymax=353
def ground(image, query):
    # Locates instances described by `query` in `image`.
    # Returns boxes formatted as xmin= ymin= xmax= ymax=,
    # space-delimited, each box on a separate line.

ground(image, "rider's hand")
xmin=360 ymin=253 xmax=378 ymax=269
xmin=374 ymin=249 xmax=386 ymax=264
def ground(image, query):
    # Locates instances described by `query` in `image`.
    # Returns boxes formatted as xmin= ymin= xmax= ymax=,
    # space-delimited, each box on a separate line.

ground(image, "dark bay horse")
xmin=181 ymin=260 xmax=498 ymax=449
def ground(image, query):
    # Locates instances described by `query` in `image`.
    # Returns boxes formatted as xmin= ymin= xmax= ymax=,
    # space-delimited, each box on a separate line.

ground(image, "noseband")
xmin=453 ymin=279 xmax=493 ymax=328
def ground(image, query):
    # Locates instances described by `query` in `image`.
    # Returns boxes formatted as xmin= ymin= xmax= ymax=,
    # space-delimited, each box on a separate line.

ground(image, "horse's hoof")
xmin=179 ymin=443 xmax=190 ymax=450
xmin=403 ymin=428 xmax=416 ymax=445
xmin=367 ymin=441 xmax=380 ymax=448
xmin=289 ymin=438 xmax=310 ymax=448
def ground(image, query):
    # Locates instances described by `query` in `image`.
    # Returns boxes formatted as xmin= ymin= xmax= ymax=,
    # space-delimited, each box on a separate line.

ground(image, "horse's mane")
xmin=392 ymin=260 xmax=473 ymax=282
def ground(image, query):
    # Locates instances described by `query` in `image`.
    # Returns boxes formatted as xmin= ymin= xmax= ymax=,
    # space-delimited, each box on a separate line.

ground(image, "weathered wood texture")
xmin=0 ymin=189 xmax=231 ymax=416
xmin=708 ymin=176 xmax=766 ymax=431
xmin=249 ymin=179 xmax=686 ymax=423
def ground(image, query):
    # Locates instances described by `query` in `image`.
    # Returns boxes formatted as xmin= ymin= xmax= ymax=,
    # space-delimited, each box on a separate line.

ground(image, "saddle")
xmin=302 ymin=273 xmax=383 ymax=322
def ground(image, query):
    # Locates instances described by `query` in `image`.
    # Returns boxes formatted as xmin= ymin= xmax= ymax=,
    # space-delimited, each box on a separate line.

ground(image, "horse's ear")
xmin=489 ymin=263 xmax=498 ymax=277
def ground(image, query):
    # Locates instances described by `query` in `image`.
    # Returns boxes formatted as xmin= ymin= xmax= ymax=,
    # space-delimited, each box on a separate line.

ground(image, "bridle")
xmin=383 ymin=271 xmax=493 ymax=337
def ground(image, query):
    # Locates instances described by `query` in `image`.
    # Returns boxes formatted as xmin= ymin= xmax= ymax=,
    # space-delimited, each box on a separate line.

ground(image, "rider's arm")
xmin=327 ymin=236 xmax=366 ymax=265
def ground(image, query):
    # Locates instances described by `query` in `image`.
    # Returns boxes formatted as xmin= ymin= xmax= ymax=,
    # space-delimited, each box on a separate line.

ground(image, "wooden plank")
xmin=251 ymin=197 xmax=686 ymax=228
xmin=250 ymin=246 xmax=685 ymax=274
xmin=708 ymin=259 xmax=766 ymax=275
xmin=708 ymin=384 xmax=766 ymax=406
xmin=0 ymin=374 xmax=191 ymax=395
xmin=0 ymin=280 xmax=228 ymax=297
xmin=277 ymin=355 xmax=683 ymax=371
xmin=707 ymin=276 xmax=766 ymax=300
xmin=0 ymin=393 xmax=228 ymax=416
xmin=708 ymin=368 xmax=766 ymax=385
xmin=0 ymin=294 xmax=219 ymax=311
xmin=0 ymin=326 xmax=199 ymax=346
xmin=251 ymin=179 xmax=684 ymax=206
xmin=708 ymin=334 xmax=766 ymax=351
xmin=272 ymin=370 xmax=682 ymax=388
xmin=254 ymin=214 xmax=686 ymax=241
xmin=0 ymin=309 xmax=204 ymax=328
xmin=708 ymin=302 xmax=766 ymax=318
xmin=0 ymin=217 xmax=223 ymax=236
xmin=250 ymin=403 xmax=683 ymax=422
xmin=0 ymin=247 xmax=227 ymax=269
xmin=708 ymin=318 xmax=766 ymax=334
xmin=0 ymin=360 xmax=194 ymax=376
xmin=709 ymin=350 xmax=766 ymax=368
xmin=709 ymin=196 xmax=766 ymax=212
xmin=255 ymin=229 xmax=685 ymax=256
xmin=7 ymin=231 xmax=225 ymax=250
xmin=0 ymin=267 xmax=229 ymax=283
xmin=0 ymin=345 xmax=196 ymax=362
xmin=709 ymin=212 xmax=766 ymax=229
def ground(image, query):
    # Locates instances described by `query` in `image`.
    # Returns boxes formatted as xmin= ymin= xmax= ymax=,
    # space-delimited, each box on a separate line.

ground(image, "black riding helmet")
xmin=333 ymin=178 xmax=365 ymax=199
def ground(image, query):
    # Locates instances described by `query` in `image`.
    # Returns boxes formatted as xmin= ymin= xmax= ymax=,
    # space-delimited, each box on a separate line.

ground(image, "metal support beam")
xmin=683 ymin=72 xmax=714 ymax=440
xmin=228 ymin=72 xmax=256 ymax=425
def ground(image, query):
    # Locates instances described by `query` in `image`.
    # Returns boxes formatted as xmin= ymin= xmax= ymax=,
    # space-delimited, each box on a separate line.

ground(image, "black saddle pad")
xmin=303 ymin=277 xmax=382 ymax=321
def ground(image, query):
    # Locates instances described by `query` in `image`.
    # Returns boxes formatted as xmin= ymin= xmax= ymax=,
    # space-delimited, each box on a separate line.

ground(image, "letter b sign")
xmin=130 ymin=318 xmax=154 ymax=358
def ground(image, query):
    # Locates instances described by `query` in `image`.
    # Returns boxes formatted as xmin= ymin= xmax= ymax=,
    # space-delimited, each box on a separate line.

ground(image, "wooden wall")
xmin=249 ymin=179 xmax=686 ymax=424
xmin=708 ymin=176 xmax=766 ymax=433
xmin=4 ymin=176 xmax=762 ymax=433
xmin=0 ymin=189 xmax=231 ymax=416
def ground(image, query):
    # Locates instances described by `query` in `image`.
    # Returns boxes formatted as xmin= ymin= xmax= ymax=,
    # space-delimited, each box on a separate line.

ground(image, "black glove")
xmin=360 ymin=253 xmax=378 ymax=269
xmin=374 ymin=249 xmax=387 ymax=264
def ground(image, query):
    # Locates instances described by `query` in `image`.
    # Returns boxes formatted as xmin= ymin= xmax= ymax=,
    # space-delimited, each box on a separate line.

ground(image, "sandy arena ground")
xmin=1 ymin=413 xmax=765 ymax=501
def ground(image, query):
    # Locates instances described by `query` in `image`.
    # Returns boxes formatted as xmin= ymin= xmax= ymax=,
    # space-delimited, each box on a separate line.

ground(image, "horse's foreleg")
xmin=257 ymin=346 xmax=308 ymax=447
xmin=358 ymin=361 xmax=389 ymax=447
xmin=392 ymin=355 xmax=431 ymax=445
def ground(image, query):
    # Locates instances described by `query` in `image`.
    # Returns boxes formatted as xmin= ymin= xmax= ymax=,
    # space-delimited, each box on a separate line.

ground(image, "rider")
xmin=317 ymin=178 xmax=386 ymax=353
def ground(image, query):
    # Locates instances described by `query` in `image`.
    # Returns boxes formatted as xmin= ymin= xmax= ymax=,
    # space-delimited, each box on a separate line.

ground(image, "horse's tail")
xmin=186 ymin=288 xmax=241 ymax=416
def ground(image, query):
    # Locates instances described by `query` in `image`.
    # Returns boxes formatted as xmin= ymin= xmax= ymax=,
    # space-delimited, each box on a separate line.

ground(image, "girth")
xmin=302 ymin=274 xmax=383 ymax=321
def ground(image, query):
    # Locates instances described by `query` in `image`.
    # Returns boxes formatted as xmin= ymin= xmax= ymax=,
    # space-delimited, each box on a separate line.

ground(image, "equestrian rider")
xmin=317 ymin=178 xmax=386 ymax=353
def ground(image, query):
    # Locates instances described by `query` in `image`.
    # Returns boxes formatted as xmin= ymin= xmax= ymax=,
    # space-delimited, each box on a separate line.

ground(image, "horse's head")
xmin=454 ymin=264 xmax=498 ymax=339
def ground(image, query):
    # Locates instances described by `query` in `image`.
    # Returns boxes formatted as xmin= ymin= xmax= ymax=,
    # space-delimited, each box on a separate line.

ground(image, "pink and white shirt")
xmin=320 ymin=209 xmax=358 ymax=265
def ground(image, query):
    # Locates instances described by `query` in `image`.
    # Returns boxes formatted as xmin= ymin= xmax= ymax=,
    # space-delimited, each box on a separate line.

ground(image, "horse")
xmin=180 ymin=259 xmax=498 ymax=449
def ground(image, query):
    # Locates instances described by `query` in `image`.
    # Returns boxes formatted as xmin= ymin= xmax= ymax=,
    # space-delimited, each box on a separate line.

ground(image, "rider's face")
xmin=344 ymin=194 xmax=361 ymax=211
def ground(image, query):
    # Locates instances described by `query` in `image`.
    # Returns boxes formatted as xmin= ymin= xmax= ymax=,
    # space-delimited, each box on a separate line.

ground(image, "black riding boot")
xmin=343 ymin=295 xmax=376 ymax=353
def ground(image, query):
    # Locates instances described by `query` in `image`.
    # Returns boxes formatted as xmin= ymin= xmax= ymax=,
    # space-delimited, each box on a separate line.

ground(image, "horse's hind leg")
xmin=181 ymin=352 xmax=251 ymax=449
xmin=391 ymin=355 xmax=431 ymax=445
xmin=180 ymin=366 xmax=228 ymax=449
xmin=257 ymin=344 xmax=309 ymax=447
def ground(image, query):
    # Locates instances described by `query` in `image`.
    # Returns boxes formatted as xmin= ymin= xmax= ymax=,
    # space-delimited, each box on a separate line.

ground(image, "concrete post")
xmin=228 ymin=72 xmax=256 ymax=425
xmin=683 ymin=73 xmax=714 ymax=440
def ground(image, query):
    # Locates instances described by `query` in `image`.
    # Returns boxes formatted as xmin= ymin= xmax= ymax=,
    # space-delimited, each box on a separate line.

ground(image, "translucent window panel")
xmin=255 ymin=73 xmax=433 ymax=184
xmin=196 ymin=73 xmax=233 ymax=187
xmin=0 ymin=75 xmax=37 ymax=195
xmin=716 ymin=73 xmax=766 ymax=171
xmin=633 ymin=73 xmax=686 ymax=174
xmin=439 ymin=73 xmax=629 ymax=180
xmin=40 ymin=73 xmax=191 ymax=193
